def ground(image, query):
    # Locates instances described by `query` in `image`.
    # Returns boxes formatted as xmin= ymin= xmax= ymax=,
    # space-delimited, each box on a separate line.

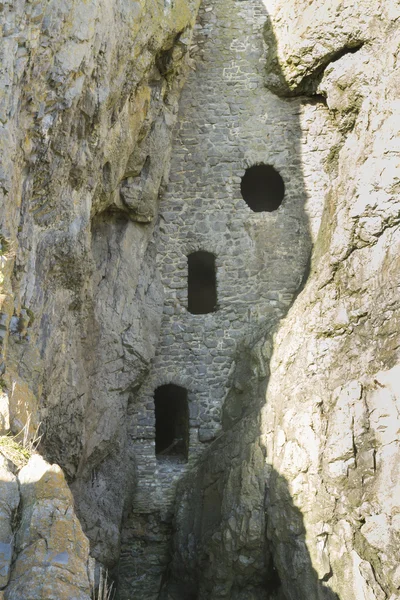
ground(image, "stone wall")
xmin=119 ymin=0 xmax=335 ymax=596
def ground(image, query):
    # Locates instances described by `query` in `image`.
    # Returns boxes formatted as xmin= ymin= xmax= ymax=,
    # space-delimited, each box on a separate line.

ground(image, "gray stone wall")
xmin=119 ymin=0 xmax=334 ymax=596
xmin=129 ymin=0 xmax=333 ymax=460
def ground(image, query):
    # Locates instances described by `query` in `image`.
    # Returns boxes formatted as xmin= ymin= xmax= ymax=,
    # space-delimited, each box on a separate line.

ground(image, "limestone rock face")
xmin=0 ymin=0 xmax=200 ymax=569
xmin=0 ymin=0 xmax=398 ymax=597
xmin=166 ymin=413 xmax=273 ymax=600
xmin=0 ymin=457 xmax=19 ymax=589
xmin=5 ymin=455 xmax=91 ymax=600
xmin=260 ymin=2 xmax=400 ymax=599
xmin=263 ymin=0 xmax=394 ymax=97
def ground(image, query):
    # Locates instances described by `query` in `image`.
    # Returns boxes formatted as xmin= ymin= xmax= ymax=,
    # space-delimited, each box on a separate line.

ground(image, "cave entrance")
xmin=188 ymin=251 xmax=217 ymax=315
xmin=154 ymin=384 xmax=189 ymax=461
xmin=240 ymin=164 xmax=285 ymax=212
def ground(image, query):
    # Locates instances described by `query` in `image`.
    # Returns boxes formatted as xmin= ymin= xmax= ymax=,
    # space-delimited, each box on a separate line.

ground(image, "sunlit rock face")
xmin=261 ymin=2 xmax=400 ymax=599
xmin=0 ymin=0 xmax=200 ymax=574
xmin=0 ymin=456 xmax=19 ymax=590
xmin=4 ymin=455 xmax=92 ymax=600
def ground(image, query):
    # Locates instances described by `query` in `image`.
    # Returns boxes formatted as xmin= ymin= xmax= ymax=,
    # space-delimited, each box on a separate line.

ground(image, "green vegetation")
xmin=0 ymin=417 xmax=42 ymax=469
xmin=0 ymin=234 xmax=10 ymax=257
xmin=0 ymin=434 xmax=31 ymax=469
xmin=24 ymin=307 xmax=35 ymax=327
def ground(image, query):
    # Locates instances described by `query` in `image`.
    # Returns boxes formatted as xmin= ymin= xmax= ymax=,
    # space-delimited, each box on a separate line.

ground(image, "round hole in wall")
xmin=240 ymin=164 xmax=285 ymax=212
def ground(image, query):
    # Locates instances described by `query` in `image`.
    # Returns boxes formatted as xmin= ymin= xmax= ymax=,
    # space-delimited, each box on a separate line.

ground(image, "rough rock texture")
xmin=261 ymin=2 xmax=400 ymax=597
xmin=0 ymin=0 xmax=200 ymax=575
xmin=0 ymin=456 xmax=19 ymax=589
xmin=165 ymin=412 xmax=273 ymax=600
xmin=0 ymin=0 xmax=398 ymax=598
xmin=0 ymin=452 xmax=92 ymax=599
xmin=166 ymin=1 xmax=400 ymax=600
xmin=5 ymin=454 xmax=92 ymax=600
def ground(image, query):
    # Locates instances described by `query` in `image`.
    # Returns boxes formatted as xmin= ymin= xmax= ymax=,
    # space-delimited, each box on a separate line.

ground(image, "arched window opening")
xmin=188 ymin=251 xmax=217 ymax=315
xmin=240 ymin=164 xmax=285 ymax=212
xmin=154 ymin=384 xmax=189 ymax=461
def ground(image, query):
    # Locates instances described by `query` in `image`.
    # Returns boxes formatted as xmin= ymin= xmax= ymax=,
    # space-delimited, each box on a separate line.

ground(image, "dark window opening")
xmin=188 ymin=251 xmax=217 ymax=315
xmin=240 ymin=164 xmax=285 ymax=212
xmin=155 ymin=384 xmax=189 ymax=461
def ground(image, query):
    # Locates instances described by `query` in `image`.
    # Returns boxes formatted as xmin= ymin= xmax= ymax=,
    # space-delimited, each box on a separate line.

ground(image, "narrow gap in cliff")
xmin=322 ymin=567 xmax=334 ymax=582
xmin=266 ymin=555 xmax=282 ymax=595
xmin=155 ymin=31 xmax=183 ymax=77
xmin=188 ymin=251 xmax=217 ymax=314
xmin=155 ymin=384 xmax=189 ymax=461
xmin=328 ymin=42 xmax=365 ymax=61
xmin=302 ymin=94 xmax=327 ymax=106
xmin=240 ymin=164 xmax=285 ymax=212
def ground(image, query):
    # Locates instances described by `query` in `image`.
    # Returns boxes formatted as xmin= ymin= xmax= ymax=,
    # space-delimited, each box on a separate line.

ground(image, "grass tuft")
xmin=94 ymin=569 xmax=115 ymax=600
xmin=0 ymin=435 xmax=31 ymax=469
xmin=0 ymin=416 xmax=42 ymax=469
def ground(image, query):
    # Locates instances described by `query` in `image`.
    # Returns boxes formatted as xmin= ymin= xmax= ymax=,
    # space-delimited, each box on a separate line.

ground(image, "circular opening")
xmin=240 ymin=164 xmax=285 ymax=212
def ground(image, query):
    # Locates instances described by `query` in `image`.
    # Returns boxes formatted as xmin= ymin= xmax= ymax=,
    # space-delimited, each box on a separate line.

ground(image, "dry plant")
xmin=94 ymin=569 xmax=115 ymax=600
xmin=0 ymin=435 xmax=31 ymax=469
xmin=19 ymin=414 xmax=42 ymax=454
xmin=0 ymin=415 xmax=42 ymax=469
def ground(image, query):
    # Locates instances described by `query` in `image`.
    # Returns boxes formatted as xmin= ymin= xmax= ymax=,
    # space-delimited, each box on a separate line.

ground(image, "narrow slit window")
xmin=240 ymin=164 xmax=285 ymax=212
xmin=154 ymin=384 xmax=189 ymax=461
xmin=188 ymin=251 xmax=217 ymax=315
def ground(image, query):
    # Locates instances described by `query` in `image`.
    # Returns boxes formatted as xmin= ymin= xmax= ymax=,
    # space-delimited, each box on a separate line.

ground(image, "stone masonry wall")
xmin=119 ymin=0 xmax=336 ymax=596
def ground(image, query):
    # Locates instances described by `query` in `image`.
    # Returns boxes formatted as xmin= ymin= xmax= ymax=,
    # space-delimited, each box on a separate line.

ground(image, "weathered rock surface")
xmin=0 ymin=454 xmax=92 ymax=600
xmin=5 ymin=455 xmax=91 ymax=600
xmin=0 ymin=0 xmax=399 ymax=597
xmin=165 ymin=412 xmax=272 ymax=600
xmin=260 ymin=2 xmax=400 ymax=599
xmin=264 ymin=0 xmax=394 ymax=98
xmin=0 ymin=456 xmax=19 ymax=589
xmin=0 ymin=0 xmax=200 ymax=572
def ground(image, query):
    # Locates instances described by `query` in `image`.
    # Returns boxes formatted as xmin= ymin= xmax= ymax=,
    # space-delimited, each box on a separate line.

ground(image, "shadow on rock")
xmin=159 ymin=406 xmax=339 ymax=600
xmin=156 ymin=0 xmax=338 ymax=598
